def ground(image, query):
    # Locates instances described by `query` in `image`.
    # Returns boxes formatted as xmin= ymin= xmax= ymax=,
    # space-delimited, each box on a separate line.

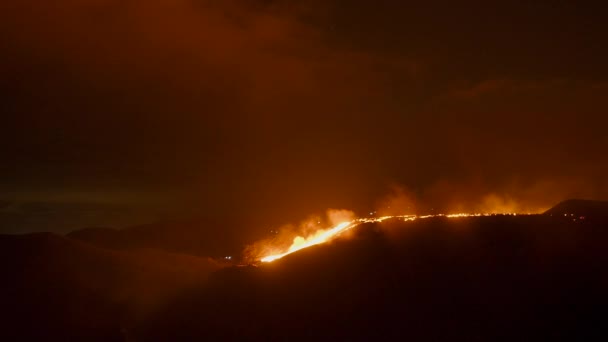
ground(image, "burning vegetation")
xmin=249 ymin=210 xmax=526 ymax=264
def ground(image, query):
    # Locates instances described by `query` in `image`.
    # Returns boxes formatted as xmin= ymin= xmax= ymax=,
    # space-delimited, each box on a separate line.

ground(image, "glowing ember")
xmin=260 ymin=213 xmax=515 ymax=263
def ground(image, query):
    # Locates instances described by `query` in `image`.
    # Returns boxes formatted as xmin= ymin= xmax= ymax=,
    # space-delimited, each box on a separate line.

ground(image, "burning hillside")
xmin=252 ymin=211 xmax=524 ymax=263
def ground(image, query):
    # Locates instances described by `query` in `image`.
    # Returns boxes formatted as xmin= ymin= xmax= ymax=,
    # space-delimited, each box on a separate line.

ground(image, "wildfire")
xmin=260 ymin=213 xmax=518 ymax=263
xmin=261 ymin=221 xmax=353 ymax=262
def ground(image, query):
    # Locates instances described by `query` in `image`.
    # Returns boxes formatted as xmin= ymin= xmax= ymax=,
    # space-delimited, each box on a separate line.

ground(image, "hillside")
xmin=0 ymin=233 xmax=222 ymax=340
xmin=2 ymin=205 xmax=608 ymax=340
xmin=67 ymin=219 xmax=247 ymax=258
xmin=142 ymin=215 xmax=608 ymax=340
xmin=544 ymin=199 xmax=608 ymax=221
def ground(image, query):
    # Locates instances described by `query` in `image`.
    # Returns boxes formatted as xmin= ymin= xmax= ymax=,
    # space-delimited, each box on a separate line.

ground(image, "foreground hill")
xmin=2 ymin=205 xmax=608 ymax=340
xmin=142 ymin=215 xmax=608 ymax=341
xmin=0 ymin=233 xmax=222 ymax=341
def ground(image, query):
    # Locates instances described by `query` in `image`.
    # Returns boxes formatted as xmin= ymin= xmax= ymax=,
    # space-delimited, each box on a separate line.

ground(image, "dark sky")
xmin=1 ymin=0 xmax=607 ymax=234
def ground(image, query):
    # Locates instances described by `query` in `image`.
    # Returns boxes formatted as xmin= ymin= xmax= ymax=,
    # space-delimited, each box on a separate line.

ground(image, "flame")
xmin=261 ymin=221 xmax=353 ymax=262
xmin=260 ymin=213 xmax=521 ymax=263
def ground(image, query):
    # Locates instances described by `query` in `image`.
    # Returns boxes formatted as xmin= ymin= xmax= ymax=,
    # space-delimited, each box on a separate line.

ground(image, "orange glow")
xmin=259 ymin=212 xmax=526 ymax=263
xmin=261 ymin=221 xmax=353 ymax=262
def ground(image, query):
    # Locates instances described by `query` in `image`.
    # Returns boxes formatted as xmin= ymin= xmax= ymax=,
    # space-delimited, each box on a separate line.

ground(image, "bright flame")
xmin=260 ymin=213 xmax=522 ymax=263
xmin=261 ymin=221 xmax=354 ymax=262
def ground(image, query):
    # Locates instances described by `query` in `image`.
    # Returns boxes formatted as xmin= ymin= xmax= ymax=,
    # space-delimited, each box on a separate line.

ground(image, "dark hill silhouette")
xmin=544 ymin=199 xmax=608 ymax=221
xmin=67 ymin=218 xmax=247 ymax=258
xmin=0 ymin=233 xmax=222 ymax=340
xmin=141 ymin=215 xmax=608 ymax=341
xmin=2 ymin=205 xmax=608 ymax=340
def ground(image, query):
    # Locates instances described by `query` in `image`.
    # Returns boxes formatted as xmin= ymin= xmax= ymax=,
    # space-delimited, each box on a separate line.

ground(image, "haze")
xmin=1 ymin=1 xmax=607 ymax=236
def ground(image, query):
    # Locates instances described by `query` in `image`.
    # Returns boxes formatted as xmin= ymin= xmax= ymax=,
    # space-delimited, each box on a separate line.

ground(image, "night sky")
xmin=1 ymin=0 xmax=607 ymax=235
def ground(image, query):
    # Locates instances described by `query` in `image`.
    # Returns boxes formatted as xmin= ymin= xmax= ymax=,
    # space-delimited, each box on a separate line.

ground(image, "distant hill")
xmin=544 ymin=199 xmax=608 ymax=220
xmin=67 ymin=219 xmax=248 ymax=258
